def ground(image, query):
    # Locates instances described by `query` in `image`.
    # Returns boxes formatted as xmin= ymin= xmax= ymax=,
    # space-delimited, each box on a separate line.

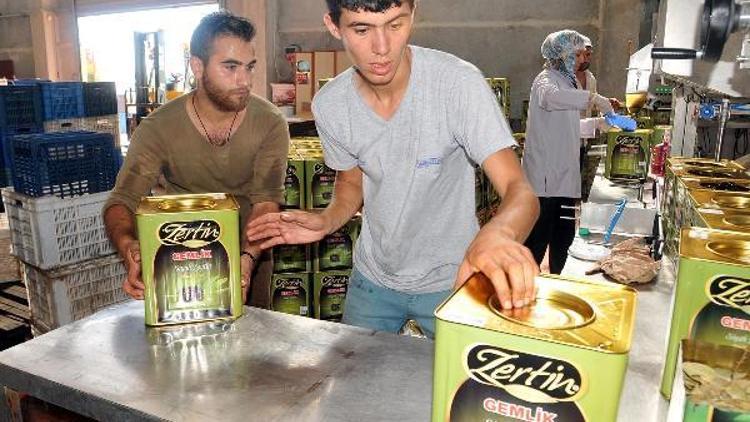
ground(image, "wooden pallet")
xmin=0 ymin=280 xmax=31 ymax=350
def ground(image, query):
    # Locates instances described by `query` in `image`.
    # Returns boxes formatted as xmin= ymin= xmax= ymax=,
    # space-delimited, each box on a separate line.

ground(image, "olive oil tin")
xmin=272 ymin=244 xmax=311 ymax=273
xmin=283 ymin=159 xmax=305 ymax=209
xmin=660 ymin=228 xmax=750 ymax=398
xmin=305 ymin=156 xmax=336 ymax=209
xmin=605 ymin=129 xmax=652 ymax=180
xmin=694 ymin=209 xmax=750 ymax=233
xmin=270 ymin=273 xmax=311 ymax=317
xmin=682 ymin=178 xmax=750 ymax=195
xmin=314 ymin=216 xmax=360 ymax=272
xmin=433 ymin=274 xmax=637 ymax=422
xmin=313 ymin=271 xmax=350 ymax=321
xmin=136 ymin=193 xmax=243 ymax=326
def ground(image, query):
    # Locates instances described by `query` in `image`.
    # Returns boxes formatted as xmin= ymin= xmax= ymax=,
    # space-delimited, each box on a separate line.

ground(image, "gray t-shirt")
xmin=312 ymin=46 xmax=515 ymax=293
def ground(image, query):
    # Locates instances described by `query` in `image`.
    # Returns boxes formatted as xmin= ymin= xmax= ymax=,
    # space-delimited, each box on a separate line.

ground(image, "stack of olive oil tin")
xmin=433 ymin=274 xmax=637 ymax=421
xmin=661 ymin=157 xmax=749 ymax=260
xmin=272 ymin=137 xmax=359 ymax=321
xmin=657 ymin=157 xmax=750 ymax=400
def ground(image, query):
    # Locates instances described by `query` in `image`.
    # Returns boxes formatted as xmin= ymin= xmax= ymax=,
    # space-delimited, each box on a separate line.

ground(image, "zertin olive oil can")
xmin=660 ymin=227 xmax=750 ymax=398
xmin=136 ymin=193 xmax=243 ymax=326
xmin=433 ymin=274 xmax=637 ymax=422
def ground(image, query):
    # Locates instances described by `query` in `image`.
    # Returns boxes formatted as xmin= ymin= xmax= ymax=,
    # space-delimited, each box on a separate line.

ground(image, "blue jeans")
xmin=342 ymin=268 xmax=452 ymax=339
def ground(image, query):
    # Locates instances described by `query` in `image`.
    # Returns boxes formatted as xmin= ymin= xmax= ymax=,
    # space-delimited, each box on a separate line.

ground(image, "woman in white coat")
xmin=522 ymin=29 xmax=632 ymax=274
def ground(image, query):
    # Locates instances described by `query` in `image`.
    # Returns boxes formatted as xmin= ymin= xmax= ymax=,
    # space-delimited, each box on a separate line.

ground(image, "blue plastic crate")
xmin=9 ymin=131 xmax=120 ymax=198
xmin=40 ymin=82 xmax=84 ymax=121
xmin=0 ymin=85 xmax=43 ymax=130
xmin=1 ymin=126 xmax=42 ymax=175
xmin=11 ymin=78 xmax=50 ymax=86
xmin=83 ymin=82 xmax=118 ymax=117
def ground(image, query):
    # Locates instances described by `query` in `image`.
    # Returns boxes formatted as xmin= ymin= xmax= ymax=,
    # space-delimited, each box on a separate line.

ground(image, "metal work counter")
xmin=0 ymin=261 xmax=677 ymax=422
xmin=563 ymin=254 xmax=675 ymax=421
xmin=0 ymin=304 xmax=433 ymax=421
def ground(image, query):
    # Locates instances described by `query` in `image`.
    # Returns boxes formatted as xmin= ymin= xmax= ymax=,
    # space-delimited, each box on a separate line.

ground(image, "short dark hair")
xmin=190 ymin=11 xmax=256 ymax=63
xmin=325 ymin=0 xmax=415 ymax=26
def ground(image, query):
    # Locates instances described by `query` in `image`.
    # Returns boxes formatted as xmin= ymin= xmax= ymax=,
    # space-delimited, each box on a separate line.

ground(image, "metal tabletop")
xmin=0 ymin=263 xmax=677 ymax=422
xmin=0 ymin=304 xmax=433 ymax=421
xmin=562 ymin=254 xmax=675 ymax=422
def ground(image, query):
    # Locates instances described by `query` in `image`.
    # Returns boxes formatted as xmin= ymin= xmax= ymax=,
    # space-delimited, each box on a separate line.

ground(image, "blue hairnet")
xmin=541 ymin=30 xmax=588 ymax=77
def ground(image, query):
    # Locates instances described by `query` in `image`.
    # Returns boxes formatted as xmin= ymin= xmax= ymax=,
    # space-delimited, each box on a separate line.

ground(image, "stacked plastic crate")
xmin=0 ymin=81 xmax=128 ymax=335
xmin=0 ymin=83 xmax=43 ymax=188
xmin=42 ymin=82 xmax=121 ymax=155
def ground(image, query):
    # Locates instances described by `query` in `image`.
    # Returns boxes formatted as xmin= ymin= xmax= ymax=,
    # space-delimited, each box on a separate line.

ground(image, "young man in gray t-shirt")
xmin=247 ymin=0 xmax=540 ymax=337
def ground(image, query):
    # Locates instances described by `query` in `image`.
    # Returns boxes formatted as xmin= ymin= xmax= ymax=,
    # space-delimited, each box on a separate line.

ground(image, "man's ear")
xmin=190 ymin=56 xmax=205 ymax=82
xmin=323 ymin=13 xmax=342 ymax=40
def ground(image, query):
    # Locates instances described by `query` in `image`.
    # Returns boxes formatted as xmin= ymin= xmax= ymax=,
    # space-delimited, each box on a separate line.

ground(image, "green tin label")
xmin=307 ymin=160 xmax=336 ymax=208
xmin=154 ymin=220 xmax=232 ymax=324
xmin=611 ymin=135 xmax=646 ymax=179
xmin=283 ymin=160 xmax=304 ymax=209
xmin=662 ymin=264 xmax=750 ymax=397
xmin=273 ymin=244 xmax=309 ymax=273
xmin=314 ymin=272 xmax=349 ymax=321
xmin=449 ymin=344 xmax=587 ymax=421
xmin=271 ymin=274 xmax=310 ymax=316
xmin=315 ymin=218 xmax=360 ymax=272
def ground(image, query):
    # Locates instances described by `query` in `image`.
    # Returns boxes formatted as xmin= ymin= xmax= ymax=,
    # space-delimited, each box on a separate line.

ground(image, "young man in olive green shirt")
xmin=104 ymin=12 xmax=289 ymax=307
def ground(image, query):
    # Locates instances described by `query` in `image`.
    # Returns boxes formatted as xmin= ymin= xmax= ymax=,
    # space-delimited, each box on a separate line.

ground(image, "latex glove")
xmin=591 ymin=93 xmax=614 ymax=114
xmin=604 ymin=112 xmax=637 ymax=131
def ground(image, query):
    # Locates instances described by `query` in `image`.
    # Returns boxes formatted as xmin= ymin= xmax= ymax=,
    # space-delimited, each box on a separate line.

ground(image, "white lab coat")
xmin=578 ymin=69 xmax=598 ymax=118
xmin=523 ymin=68 xmax=590 ymax=198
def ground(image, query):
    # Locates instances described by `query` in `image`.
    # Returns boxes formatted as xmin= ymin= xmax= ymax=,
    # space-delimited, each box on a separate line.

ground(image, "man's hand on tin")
xmin=454 ymin=223 xmax=538 ymax=310
xmin=120 ymin=238 xmax=145 ymax=300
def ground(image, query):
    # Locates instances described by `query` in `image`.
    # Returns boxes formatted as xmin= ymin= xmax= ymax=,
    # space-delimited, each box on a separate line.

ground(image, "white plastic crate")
xmin=43 ymin=117 xmax=84 ymax=133
xmin=22 ymin=254 xmax=130 ymax=329
xmin=80 ymin=114 xmax=121 ymax=151
xmin=2 ymin=188 xmax=115 ymax=269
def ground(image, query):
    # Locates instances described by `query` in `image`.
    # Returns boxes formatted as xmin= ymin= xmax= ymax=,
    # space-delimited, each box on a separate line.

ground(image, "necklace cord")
xmin=192 ymin=94 xmax=239 ymax=147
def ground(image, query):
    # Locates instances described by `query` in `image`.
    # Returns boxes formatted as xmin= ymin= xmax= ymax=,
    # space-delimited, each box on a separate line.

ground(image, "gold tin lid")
xmin=608 ymin=128 xmax=653 ymax=136
xmin=677 ymin=167 xmax=750 ymax=180
xmin=435 ymin=274 xmax=637 ymax=354
xmin=712 ymin=193 xmax=750 ymax=210
xmin=667 ymin=157 xmax=744 ymax=170
xmin=488 ymin=289 xmax=595 ymax=330
xmin=696 ymin=209 xmax=750 ymax=232
xmin=136 ymin=193 xmax=239 ymax=215
xmin=684 ymin=178 xmax=750 ymax=194
xmin=680 ymin=227 xmax=750 ymax=266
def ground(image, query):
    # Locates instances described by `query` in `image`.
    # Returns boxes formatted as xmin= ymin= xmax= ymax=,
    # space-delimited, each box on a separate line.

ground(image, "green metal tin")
xmin=636 ymin=116 xmax=654 ymax=130
xmin=270 ymin=273 xmax=311 ymax=317
xmin=305 ymin=157 xmax=336 ymax=209
xmin=605 ymin=129 xmax=652 ymax=180
xmin=486 ymin=77 xmax=510 ymax=118
xmin=660 ymin=228 xmax=750 ymax=398
xmin=283 ymin=159 xmax=305 ymax=209
xmin=433 ymin=274 xmax=637 ymax=422
xmin=136 ymin=193 xmax=243 ymax=326
xmin=314 ymin=216 xmax=360 ymax=272
xmin=272 ymin=243 xmax=311 ymax=273
xmin=313 ymin=271 xmax=350 ymax=321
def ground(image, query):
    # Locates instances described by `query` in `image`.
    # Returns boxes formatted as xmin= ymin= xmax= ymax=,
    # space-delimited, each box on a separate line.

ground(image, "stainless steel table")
xmin=0 ymin=304 xmax=434 ymax=421
xmin=563 ymin=254 xmax=675 ymax=421
xmin=0 ymin=268 xmax=678 ymax=422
